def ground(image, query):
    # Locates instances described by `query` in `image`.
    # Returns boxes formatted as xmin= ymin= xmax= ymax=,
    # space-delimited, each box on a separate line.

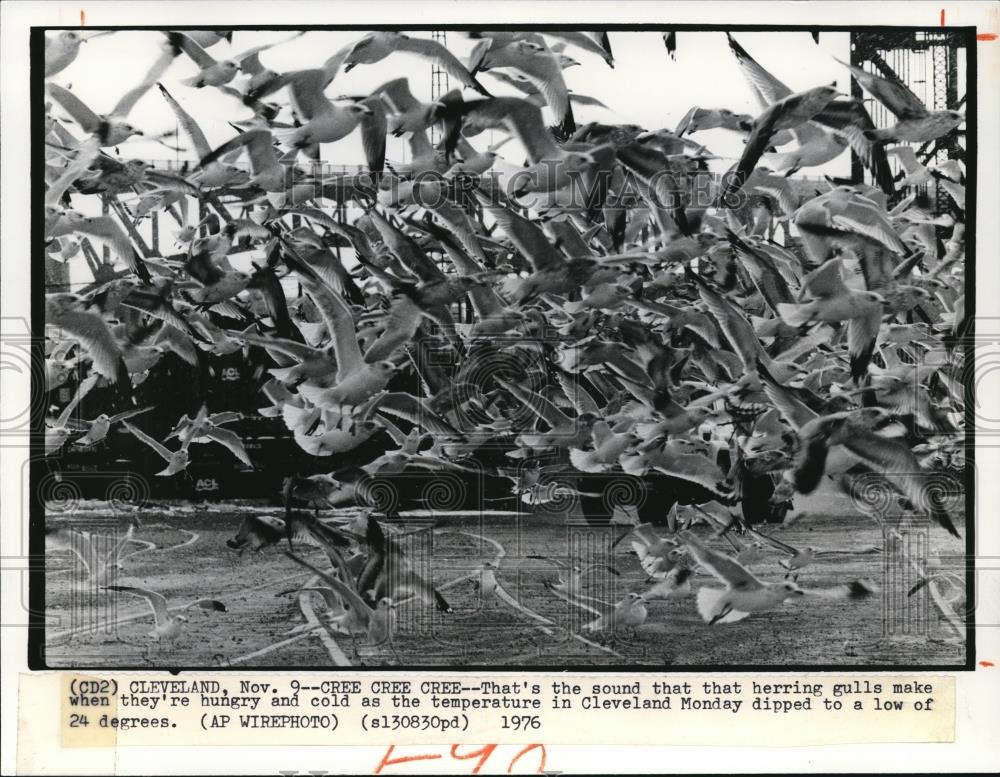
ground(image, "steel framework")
xmin=849 ymin=30 xmax=967 ymax=209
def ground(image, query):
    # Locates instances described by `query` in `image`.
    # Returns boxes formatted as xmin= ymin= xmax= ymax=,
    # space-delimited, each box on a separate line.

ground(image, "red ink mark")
xmin=977 ymin=33 xmax=998 ymax=40
xmin=980 ymin=660 xmax=995 ymax=667
xmin=940 ymin=8 xmax=945 ymax=26
xmin=450 ymin=744 xmax=498 ymax=774
xmin=508 ymin=744 xmax=546 ymax=774
xmin=80 ymin=9 xmax=85 ymax=25
xmin=374 ymin=745 xmax=442 ymax=774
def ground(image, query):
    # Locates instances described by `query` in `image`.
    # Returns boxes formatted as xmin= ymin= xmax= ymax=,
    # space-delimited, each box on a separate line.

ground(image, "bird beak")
xmin=344 ymin=62 xmax=356 ymax=72
xmin=134 ymin=130 xmax=144 ymax=136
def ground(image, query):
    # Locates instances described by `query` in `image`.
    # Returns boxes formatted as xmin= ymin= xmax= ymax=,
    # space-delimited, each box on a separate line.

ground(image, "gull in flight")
xmin=529 ymin=554 xmax=620 ymax=600
xmin=72 ymin=406 xmax=153 ymax=448
xmin=583 ymin=592 xmax=648 ymax=635
xmin=294 ymin=281 xmax=398 ymax=409
xmin=747 ymin=527 xmax=881 ymax=572
xmin=792 ymin=408 xmax=961 ymax=537
xmin=156 ymin=83 xmax=249 ymax=188
xmin=45 ymin=295 xmax=131 ymax=385
xmin=45 ymin=373 xmax=99 ymax=454
xmin=777 ymin=258 xmax=884 ymax=383
xmin=172 ymin=31 xmax=302 ymax=88
xmin=454 ymin=97 xmax=597 ymax=193
xmin=374 ymin=77 xmax=449 ymax=136
xmin=343 ymin=32 xmax=490 ymax=95
xmin=720 ymin=82 xmax=842 ymax=204
xmin=45 ymin=31 xmax=113 ymax=78
xmin=46 ymin=518 xmax=140 ymax=586
xmin=836 ymin=57 xmax=965 ymax=143
xmin=272 ymin=70 xmax=387 ymax=172
xmin=470 ymin=36 xmax=576 ymax=134
xmin=122 ymin=420 xmax=196 ymax=476
xmin=282 ymin=550 xmax=396 ymax=659
xmin=103 ymin=585 xmax=227 ymax=647
xmin=727 ymin=35 xmax=848 ymax=175
xmin=46 ymin=37 xmax=179 ymax=146
xmin=681 ymin=531 xmax=875 ymax=624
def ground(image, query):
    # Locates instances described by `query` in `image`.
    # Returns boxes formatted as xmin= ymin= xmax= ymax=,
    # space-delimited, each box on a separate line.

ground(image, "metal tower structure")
xmin=429 ymin=31 xmax=450 ymax=146
xmin=849 ymin=30 xmax=967 ymax=209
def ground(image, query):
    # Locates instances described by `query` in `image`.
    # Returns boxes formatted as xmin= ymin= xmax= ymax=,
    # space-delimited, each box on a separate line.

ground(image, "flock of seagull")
xmin=43 ymin=29 xmax=967 ymax=659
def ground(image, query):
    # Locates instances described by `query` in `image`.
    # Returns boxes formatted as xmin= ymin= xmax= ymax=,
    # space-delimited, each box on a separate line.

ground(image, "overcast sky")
xmin=48 ymin=29 xmax=853 ymax=173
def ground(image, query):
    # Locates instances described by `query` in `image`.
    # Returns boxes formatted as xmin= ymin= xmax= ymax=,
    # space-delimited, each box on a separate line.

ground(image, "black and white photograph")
xmin=34 ymin=22 xmax=973 ymax=670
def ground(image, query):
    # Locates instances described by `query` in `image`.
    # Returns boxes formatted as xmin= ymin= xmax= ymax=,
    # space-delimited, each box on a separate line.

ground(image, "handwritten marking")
xmin=940 ymin=8 xmax=945 ymax=26
xmin=374 ymin=745 xmax=442 ymax=774
xmin=977 ymin=32 xmax=998 ymax=40
xmin=980 ymin=660 xmax=995 ymax=667
xmin=373 ymin=744 xmax=548 ymax=774
xmin=450 ymin=744 xmax=498 ymax=774
xmin=508 ymin=744 xmax=546 ymax=774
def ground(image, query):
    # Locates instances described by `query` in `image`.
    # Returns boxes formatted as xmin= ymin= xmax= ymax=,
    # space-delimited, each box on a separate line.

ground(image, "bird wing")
xmin=813 ymin=100 xmax=895 ymax=195
xmin=687 ymin=268 xmax=762 ymax=369
xmin=287 ymin=68 xmax=335 ymax=119
xmin=55 ymin=373 xmax=100 ymax=426
xmin=122 ymin=421 xmax=174 ymax=462
xmin=45 ymin=302 xmax=126 ymax=383
xmin=111 ymin=41 xmax=178 ymax=118
xmin=46 ymin=84 xmax=101 ymax=133
xmin=231 ymin=33 xmax=303 ymax=66
xmin=183 ymin=598 xmax=228 ymax=613
xmin=61 ymin=215 xmax=150 ymax=283
xmin=44 ymin=136 xmax=101 ymax=206
xmin=841 ymin=428 xmax=960 ymax=537
xmin=302 ymin=281 xmax=364 ymax=378
xmin=157 ymin=83 xmax=212 ymax=159
xmin=747 ymin=527 xmax=798 ymax=555
xmin=49 ymin=528 xmax=97 ymax=574
xmin=556 ymin=372 xmax=602 ymax=415
xmin=223 ymin=130 xmax=279 ymax=178
xmin=376 ymin=77 xmax=421 ymax=112
xmin=108 ymin=406 xmax=154 ymax=424
xmin=373 ymin=393 xmax=462 ymax=437
xmin=475 ymin=190 xmax=564 ymax=271
xmin=204 ymin=427 xmax=252 ymax=467
xmin=829 ymin=199 xmax=907 ymax=254
xmin=105 ymin=585 xmax=170 ymax=625
xmin=395 ymin=36 xmax=485 ymax=91
xmin=362 ymin=295 xmax=423 ymax=363
xmin=847 ymin=302 xmax=882 ymax=382
xmin=518 ymin=50 xmax=571 ymax=126
xmin=836 ymin=58 xmax=927 ymax=120
xmin=526 ymin=554 xmax=570 ymax=570
xmin=727 ymin=34 xmax=792 ymax=108
xmin=800 ymin=258 xmax=849 ymax=300
xmin=283 ymin=550 xmax=373 ymax=621
xmin=755 ymin=358 xmax=818 ymax=431
xmin=681 ymin=533 xmax=765 ymax=591
xmin=171 ymin=31 xmax=218 ymax=69
xmin=497 ymin=97 xmax=561 ymax=163
xmin=366 ymin=209 xmax=446 ymax=282
xmin=722 ymin=99 xmax=789 ymax=202
xmin=360 ymin=96 xmax=387 ymax=173
xmin=498 ymin=377 xmax=573 ymax=429
xmin=800 ymin=579 xmax=879 ymax=600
